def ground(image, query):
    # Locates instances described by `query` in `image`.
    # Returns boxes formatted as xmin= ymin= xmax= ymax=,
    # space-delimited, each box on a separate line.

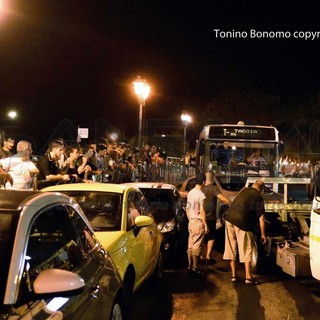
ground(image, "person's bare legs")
xmin=206 ymin=239 xmax=214 ymax=259
xmin=230 ymin=260 xmax=237 ymax=277
xmin=192 ymin=255 xmax=200 ymax=269
xmin=244 ymin=261 xmax=252 ymax=279
xmin=188 ymin=253 xmax=192 ymax=268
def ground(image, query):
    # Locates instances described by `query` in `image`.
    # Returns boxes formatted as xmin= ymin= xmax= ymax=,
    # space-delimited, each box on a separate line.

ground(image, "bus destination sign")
xmin=209 ymin=126 xmax=277 ymax=141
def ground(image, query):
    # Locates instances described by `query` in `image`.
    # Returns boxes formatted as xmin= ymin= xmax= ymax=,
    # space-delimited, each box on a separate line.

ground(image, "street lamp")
xmin=7 ymin=110 xmax=17 ymax=120
xmin=181 ymin=111 xmax=192 ymax=179
xmin=110 ymin=132 xmax=118 ymax=141
xmin=181 ymin=111 xmax=192 ymax=158
xmin=133 ymin=76 xmax=150 ymax=148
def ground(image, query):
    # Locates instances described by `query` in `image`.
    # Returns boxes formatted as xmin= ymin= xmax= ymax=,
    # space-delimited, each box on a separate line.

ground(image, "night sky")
xmin=1 ymin=1 xmax=320 ymax=148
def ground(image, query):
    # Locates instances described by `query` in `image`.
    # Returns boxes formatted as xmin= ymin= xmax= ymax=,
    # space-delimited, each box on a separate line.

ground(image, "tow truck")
xmin=309 ymin=165 xmax=320 ymax=281
xmin=245 ymin=177 xmax=312 ymax=277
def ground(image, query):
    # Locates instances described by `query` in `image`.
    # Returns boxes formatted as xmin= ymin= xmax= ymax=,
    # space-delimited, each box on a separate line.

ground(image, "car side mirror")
xmin=134 ymin=215 xmax=153 ymax=228
xmin=33 ymin=269 xmax=85 ymax=295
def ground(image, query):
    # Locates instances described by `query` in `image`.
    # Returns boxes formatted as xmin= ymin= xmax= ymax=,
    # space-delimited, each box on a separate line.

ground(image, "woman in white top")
xmin=0 ymin=140 xmax=39 ymax=189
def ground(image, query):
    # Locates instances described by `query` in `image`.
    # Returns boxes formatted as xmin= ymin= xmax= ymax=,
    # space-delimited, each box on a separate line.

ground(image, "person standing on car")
xmin=201 ymin=170 xmax=231 ymax=264
xmin=186 ymin=173 xmax=208 ymax=275
xmin=223 ymin=180 xmax=266 ymax=285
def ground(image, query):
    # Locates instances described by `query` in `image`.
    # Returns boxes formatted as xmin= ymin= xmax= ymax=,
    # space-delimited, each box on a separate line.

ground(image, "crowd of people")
xmin=0 ymin=134 xmax=167 ymax=189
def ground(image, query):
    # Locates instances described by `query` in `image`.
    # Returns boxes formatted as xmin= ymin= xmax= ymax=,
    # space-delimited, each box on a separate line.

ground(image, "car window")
xmin=127 ymin=190 xmax=152 ymax=229
xmin=136 ymin=192 xmax=151 ymax=217
xmin=61 ymin=191 xmax=122 ymax=231
xmin=128 ymin=191 xmax=141 ymax=228
xmin=26 ymin=206 xmax=86 ymax=278
xmin=141 ymin=189 xmax=173 ymax=213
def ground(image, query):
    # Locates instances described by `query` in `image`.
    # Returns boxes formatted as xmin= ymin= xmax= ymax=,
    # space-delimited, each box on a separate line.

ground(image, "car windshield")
xmin=0 ymin=212 xmax=19 ymax=305
xmin=138 ymin=189 xmax=175 ymax=223
xmin=61 ymin=191 xmax=122 ymax=231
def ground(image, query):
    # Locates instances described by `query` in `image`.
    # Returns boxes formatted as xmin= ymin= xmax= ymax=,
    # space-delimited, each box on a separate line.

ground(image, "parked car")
xmin=0 ymin=189 xmax=124 ymax=320
xmin=121 ymin=182 xmax=188 ymax=264
xmin=42 ymin=183 xmax=163 ymax=300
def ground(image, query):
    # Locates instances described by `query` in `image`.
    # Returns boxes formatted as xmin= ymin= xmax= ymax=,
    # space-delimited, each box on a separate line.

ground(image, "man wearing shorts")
xmin=186 ymin=173 xmax=208 ymax=275
xmin=223 ymin=180 xmax=266 ymax=285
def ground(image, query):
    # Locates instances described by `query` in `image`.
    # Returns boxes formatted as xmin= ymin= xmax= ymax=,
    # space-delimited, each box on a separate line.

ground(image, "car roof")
xmin=121 ymin=182 xmax=177 ymax=190
xmin=42 ymin=182 xmax=130 ymax=193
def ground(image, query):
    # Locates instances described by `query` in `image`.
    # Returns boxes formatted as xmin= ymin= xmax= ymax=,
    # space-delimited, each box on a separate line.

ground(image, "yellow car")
xmin=42 ymin=183 xmax=163 ymax=300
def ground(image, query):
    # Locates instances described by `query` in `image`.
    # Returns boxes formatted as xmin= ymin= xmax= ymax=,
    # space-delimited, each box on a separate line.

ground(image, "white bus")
xmin=196 ymin=122 xmax=280 ymax=179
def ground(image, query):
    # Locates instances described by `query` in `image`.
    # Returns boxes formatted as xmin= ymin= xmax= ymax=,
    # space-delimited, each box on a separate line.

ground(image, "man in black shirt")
xmin=0 ymin=135 xmax=15 ymax=159
xmin=201 ymin=170 xmax=231 ymax=264
xmin=223 ymin=180 xmax=266 ymax=285
xmin=36 ymin=140 xmax=70 ymax=183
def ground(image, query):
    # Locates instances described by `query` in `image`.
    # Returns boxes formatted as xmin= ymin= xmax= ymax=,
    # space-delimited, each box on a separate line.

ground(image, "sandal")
xmin=231 ymin=276 xmax=239 ymax=283
xmin=245 ymin=278 xmax=261 ymax=285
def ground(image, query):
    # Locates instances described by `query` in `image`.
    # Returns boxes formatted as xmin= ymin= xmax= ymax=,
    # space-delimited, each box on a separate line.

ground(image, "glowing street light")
xmin=180 ymin=111 xmax=192 ymax=179
xmin=133 ymin=76 xmax=150 ymax=148
xmin=110 ymin=132 xmax=118 ymax=141
xmin=181 ymin=111 xmax=192 ymax=159
xmin=7 ymin=110 xmax=17 ymax=119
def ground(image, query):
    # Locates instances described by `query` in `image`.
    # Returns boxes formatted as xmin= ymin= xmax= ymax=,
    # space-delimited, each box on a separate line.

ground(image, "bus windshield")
xmin=196 ymin=123 xmax=280 ymax=177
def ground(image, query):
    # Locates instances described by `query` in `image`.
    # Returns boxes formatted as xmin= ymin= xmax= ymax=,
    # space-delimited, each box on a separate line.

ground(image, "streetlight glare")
xmin=181 ymin=111 xmax=192 ymax=125
xmin=133 ymin=76 xmax=150 ymax=104
xmin=110 ymin=132 xmax=118 ymax=141
xmin=7 ymin=110 xmax=17 ymax=119
xmin=181 ymin=110 xmax=192 ymax=179
xmin=133 ymin=75 xmax=151 ymax=148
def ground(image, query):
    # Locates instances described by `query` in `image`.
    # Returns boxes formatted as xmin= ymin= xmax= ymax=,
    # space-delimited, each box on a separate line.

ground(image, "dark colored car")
xmin=0 ymin=190 xmax=124 ymax=320
xmin=122 ymin=182 xmax=188 ymax=265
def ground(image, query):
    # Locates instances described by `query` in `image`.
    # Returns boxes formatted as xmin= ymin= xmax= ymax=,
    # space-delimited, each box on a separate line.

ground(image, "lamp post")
xmin=181 ymin=111 xmax=192 ymax=179
xmin=133 ymin=76 xmax=150 ymax=148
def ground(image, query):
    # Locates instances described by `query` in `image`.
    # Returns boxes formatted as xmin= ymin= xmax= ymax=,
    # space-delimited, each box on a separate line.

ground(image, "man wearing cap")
xmin=223 ymin=180 xmax=266 ymax=285
xmin=186 ymin=173 xmax=208 ymax=275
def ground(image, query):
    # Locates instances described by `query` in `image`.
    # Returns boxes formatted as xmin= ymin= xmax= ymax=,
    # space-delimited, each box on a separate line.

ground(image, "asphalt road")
xmin=130 ymin=252 xmax=320 ymax=320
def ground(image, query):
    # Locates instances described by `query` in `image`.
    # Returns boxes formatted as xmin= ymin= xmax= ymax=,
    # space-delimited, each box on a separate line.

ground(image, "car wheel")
xmin=110 ymin=301 xmax=123 ymax=320
xmin=251 ymin=240 xmax=259 ymax=274
xmin=123 ymin=269 xmax=135 ymax=308
xmin=251 ymin=239 xmax=267 ymax=274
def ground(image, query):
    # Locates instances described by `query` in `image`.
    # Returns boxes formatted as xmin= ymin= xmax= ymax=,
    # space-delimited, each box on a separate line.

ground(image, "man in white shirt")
xmin=186 ymin=173 xmax=208 ymax=275
xmin=0 ymin=140 xmax=39 ymax=189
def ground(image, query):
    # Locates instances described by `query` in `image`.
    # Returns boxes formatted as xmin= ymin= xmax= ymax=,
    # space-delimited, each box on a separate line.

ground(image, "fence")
xmin=164 ymin=157 xmax=196 ymax=185
xmin=33 ymin=156 xmax=196 ymax=190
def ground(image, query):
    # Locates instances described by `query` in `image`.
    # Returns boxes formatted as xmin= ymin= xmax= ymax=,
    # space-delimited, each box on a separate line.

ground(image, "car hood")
xmin=94 ymin=231 xmax=126 ymax=253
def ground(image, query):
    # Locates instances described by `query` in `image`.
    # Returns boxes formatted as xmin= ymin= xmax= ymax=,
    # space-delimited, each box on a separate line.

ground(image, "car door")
xmin=126 ymin=190 xmax=156 ymax=283
xmin=21 ymin=204 xmax=118 ymax=320
xmin=137 ymin=190 xmax=159 ymax=272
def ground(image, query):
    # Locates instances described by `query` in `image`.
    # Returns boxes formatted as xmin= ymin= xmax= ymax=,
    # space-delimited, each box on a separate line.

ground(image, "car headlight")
xmin=157 ymin=218 xmax=176 ymax=233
